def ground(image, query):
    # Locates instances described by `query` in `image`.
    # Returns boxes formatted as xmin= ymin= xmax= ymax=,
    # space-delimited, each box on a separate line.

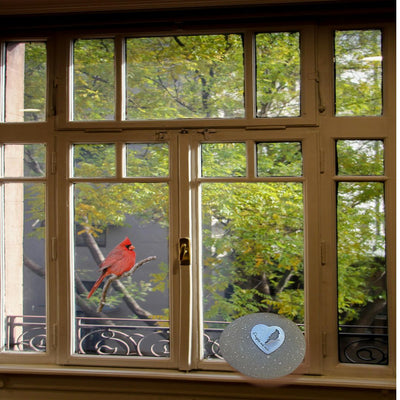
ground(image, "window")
xmin=256 ymin=32 xmax=301 ymax=117
xmin=0 ymin=144 xmax=47 ymax=351
xmin=201 ymin=141 xmax=305 ymax=361
xmin=334 ymin=30 xmax=382 ymax=116
xmin=125 ymin=35 xmax=244 ymax=120
xmin=72 ymin=142 xmax=170 ymax=357
xmin=72 ymin=39 xmax=115 ymax=121
xmin=0 ymin=18 xmax=395 ymax=385
xmin=336 ymin=140 xmax=387 ymax=364
xmin=2 ymin=42 xmax=47 ymax=122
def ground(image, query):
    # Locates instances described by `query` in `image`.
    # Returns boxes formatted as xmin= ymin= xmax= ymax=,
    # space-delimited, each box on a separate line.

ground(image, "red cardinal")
xmin=87 ymin=237 xmax=136 ymax=298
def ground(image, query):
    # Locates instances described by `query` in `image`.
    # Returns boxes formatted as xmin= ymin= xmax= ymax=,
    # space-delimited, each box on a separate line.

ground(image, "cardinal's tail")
xmin=87 ymin=273 xmax=106 ymax=298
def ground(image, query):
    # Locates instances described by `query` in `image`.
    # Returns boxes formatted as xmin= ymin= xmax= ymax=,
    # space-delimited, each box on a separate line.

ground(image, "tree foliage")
xmin=335 ymin=30 xmax=382 ymax=116
xmin=126 ymin=35 xmax=244 ymax=119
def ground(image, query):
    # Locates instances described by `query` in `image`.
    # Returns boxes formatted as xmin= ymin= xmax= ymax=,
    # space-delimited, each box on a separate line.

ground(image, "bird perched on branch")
xmin=87 ymin=237 xmax=136 ymax=298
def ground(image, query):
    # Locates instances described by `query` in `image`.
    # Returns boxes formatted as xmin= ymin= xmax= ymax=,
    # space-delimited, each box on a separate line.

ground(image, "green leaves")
xmin=126 ymin=34 xmax=244 ymax=119
xmin=256 ymin=32 xmax=300 ymax=117
xmin=202 ymin=182 xmax=304 ymax=324
xmin=73 ymin=39 xmax=115 ymax=120
xmin=335 ymin=30 xmax=382 ymax=116
xmin=337 ymin=182 xmax=386 ymax=324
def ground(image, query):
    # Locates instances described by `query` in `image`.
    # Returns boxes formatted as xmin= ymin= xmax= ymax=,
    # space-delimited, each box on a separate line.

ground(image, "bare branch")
xmin=23 ymin=255 xmax=45 ymax=278
xmin=23 ymin=254 xmax=114 ymax=321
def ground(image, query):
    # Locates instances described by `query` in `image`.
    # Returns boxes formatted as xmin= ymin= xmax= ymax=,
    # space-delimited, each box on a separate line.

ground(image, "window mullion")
xmin=115 ymin=36 xmax=123 ymax=123
xmin=176 ymin=132 xmax=194 ymax=371
xmin=302 ymin=131 xmax=324 ymax=375
xmin=243 ymin=31 xmax=255 ymax=120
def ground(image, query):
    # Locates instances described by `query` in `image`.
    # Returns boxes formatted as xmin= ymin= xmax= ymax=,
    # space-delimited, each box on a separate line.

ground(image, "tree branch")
xmin=81 ymin=228 xmax=106 ymax=265
xmin=276 ymin=269 xmax=294 ymax=294
xmin=23 ymin=254 xmax=114 ymax=322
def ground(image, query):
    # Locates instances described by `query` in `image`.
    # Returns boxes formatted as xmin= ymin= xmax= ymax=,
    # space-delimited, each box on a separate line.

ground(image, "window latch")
xmin=179 ymin=237 xmax=191 ymax=266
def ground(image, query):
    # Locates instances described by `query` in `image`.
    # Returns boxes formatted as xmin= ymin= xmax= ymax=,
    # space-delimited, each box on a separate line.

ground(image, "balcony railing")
xmin=4 ymin=315 xmax=388 ymax=364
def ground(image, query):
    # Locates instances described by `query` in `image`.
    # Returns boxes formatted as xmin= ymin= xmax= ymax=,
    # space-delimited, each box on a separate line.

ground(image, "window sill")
xmin=0 ymin=364 xmax=395 ymax=391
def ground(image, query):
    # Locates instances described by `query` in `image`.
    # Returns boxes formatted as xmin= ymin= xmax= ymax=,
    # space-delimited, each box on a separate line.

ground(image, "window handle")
xmin=179 ymin=238 xmax=191 ymax=266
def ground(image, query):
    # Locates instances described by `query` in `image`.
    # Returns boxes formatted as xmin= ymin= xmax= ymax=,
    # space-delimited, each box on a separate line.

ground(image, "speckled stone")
xmin=219 ymin=313 xmax=306 ymax=379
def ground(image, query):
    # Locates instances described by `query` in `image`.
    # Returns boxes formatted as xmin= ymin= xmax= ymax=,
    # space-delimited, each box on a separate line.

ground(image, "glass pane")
xmin=73 ymin=144 xmax=115 ymax=178
xmin=202 ymin=182 xmax=304 ymax=359
xmin=2 ymin=182 xmax=46 ymax=352
xmin=125 ymin=34 xmax=244 ymax=120
xmin=201 ymin=143 xmax=246 ymax=177
xmin=257 ymin=142 xmax=302 ymax=176
xmin=256 ymin=32 xmax=301 ymax=118
xmin=73 ymin=39 xmax=115 ymax=121
xmin=126 ymin=143 xmax=169 ymax=177
xmin=73 ymin=183 xmax=170 ymax=357
xmin=3 ymin=144 xmax=46 ymax=177
xmin=336 ymin=140 xmax=384 ymax=176
xmin=337 ymin=182 xmax=387 ymax=364
xmin=5 ymin=42 xmax=46 ymax=122
xmin=335 ymin=30 xmax=382 ymax=116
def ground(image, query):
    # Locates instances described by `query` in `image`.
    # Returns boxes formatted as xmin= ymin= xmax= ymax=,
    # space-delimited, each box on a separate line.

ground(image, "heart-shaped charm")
xmin=250 ymin=324 xmax=285 ymax=355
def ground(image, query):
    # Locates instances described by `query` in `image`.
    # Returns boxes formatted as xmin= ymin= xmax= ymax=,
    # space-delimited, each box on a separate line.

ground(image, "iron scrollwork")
xmin=5 ymin=315 xmax=388 ymax=365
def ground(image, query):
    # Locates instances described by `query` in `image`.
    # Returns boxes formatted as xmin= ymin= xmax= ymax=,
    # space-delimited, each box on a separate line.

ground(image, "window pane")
xmin=202 ymin=182 xmax=304 ymax=359
xmin=257 ymin=142 xmax=302 ymax=176
xmin=335 ymin=30 xmax=382 ymax=116
xmin=72 ymin=39 xmax=115 ymax=121
xmin=337 ymin=182 xmax=387 ymax=364
xmin=3 ymin=144 xmax=46 ymax=177
xmin=2 ymin=182 xmax=46 ymax=352
xmin=126 ymin=143 xmax=169 ymax=177
xmin=73 ymin=144 xmax=116 ymax=178
xmin=73 ymin=183 xmax=170 ymax=357
xmin=125 ymin=35 xmax=244 ymax=120
xmin=4 ymin=42 xmax=46 ymax=122
xmin=256 ymin=32 xmax=300 ymax=118
xmin=336 ymin=140 xmax=384 ymax=176
xmin=201 ymin=143 xmax=246 ymax=177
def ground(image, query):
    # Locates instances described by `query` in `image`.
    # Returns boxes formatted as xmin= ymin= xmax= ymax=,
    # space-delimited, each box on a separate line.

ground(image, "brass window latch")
xmin=179 ymin=237 xmax=191 ymax=265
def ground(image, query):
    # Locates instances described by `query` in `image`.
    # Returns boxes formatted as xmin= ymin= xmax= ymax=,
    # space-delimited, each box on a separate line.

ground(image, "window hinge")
xmin=319 ymin=148 xmax=325 ymax=174
xmin=51 ymin=152 xmax=57 ymax=174
xmin=320 ymin=240 xmax=327 ymax=265
xmin=51 ymin=78 xmax=59 ymax=116
xmin=322 ymin=331 xmax=327 ymax=357
xmin=51 ymin=237 xmax=57 ymax=261
xmin=197 ymin=128 xmax=216 ymax=139
xmin=311 ymin=71 xmax=326 ymax=113
xmin=156 ymin=130 xmax=167 ymax=140
xmin=51 ymin=323 xmax=58 ymax=350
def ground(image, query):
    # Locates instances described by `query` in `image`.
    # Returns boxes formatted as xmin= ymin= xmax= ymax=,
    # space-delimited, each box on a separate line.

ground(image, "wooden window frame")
xmin=0 ymin=15 xmax=395 ymax=390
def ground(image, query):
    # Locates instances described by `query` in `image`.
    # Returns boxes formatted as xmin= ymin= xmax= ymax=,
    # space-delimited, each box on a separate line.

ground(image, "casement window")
xmin=0 ymin=18 xmax=395 ymax=385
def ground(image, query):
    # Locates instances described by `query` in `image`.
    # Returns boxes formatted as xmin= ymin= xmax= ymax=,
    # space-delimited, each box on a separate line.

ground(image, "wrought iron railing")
xmin=6 ymin=315 xmax=47 ymax=352
xmin=338 ymin=323 xmax=388 ymax=365
xmin=4 ymin=315 xmax=388 ymax=364
xmin=76 ymin=316 xmax=171 ymax=357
